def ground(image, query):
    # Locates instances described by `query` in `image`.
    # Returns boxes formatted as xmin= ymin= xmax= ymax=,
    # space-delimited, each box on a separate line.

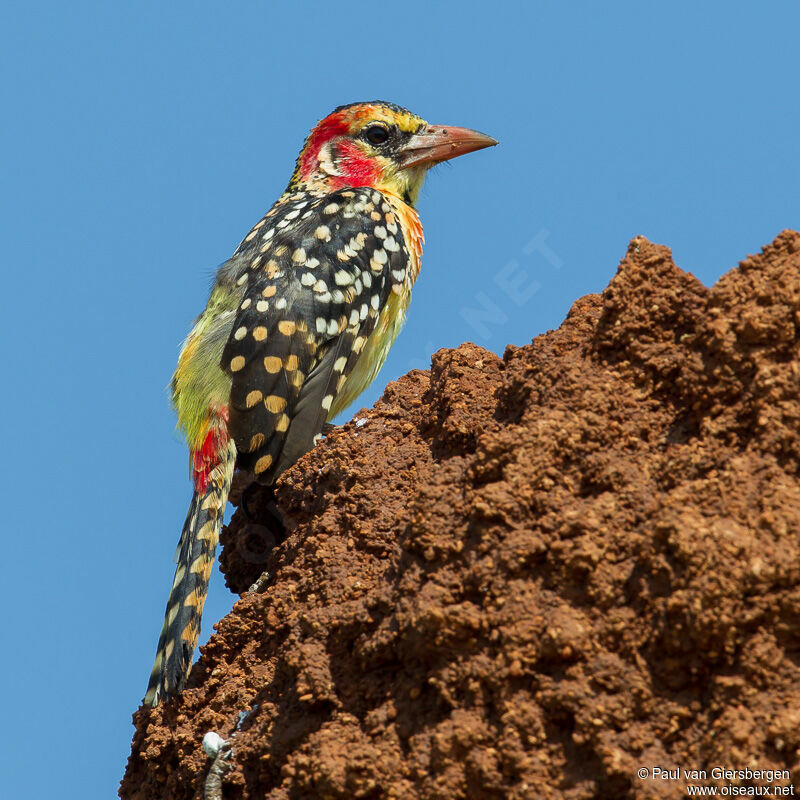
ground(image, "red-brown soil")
xmin=122 ymin=231 xmax=800 ymax=799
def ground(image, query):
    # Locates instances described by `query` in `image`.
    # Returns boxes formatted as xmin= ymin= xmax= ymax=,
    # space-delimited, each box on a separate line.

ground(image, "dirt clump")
xmin=122 ymin=231 xmax=800 ymax=799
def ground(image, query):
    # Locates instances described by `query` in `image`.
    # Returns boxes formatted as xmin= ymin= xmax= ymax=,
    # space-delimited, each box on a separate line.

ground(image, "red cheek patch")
xmin=336 ymin=140 xmax=380 ymax=187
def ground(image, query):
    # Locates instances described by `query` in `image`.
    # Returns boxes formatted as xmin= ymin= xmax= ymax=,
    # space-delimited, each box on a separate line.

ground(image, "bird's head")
xmin=289 ymin=101 xmax=497 ymax=206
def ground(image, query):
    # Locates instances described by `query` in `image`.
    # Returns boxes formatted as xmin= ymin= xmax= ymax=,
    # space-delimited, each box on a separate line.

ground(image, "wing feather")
xmin=220 ymin=188 xmax=409 ymax=482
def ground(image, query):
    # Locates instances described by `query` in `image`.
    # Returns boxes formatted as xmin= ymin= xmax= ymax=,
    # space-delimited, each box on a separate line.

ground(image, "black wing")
xmin=220 ymin=188 xmax=411 ymax=483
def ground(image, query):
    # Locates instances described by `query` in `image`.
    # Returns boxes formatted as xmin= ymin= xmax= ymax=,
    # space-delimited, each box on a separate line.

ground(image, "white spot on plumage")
xmin=234 ymin=326 xmax=247 ymax=340
xmin=334 ymin=270 xmax=353 ymax=286
xmin=316 ymin=317 xmax=327 ymax=334
xmin=168 ymin=600 xmax=185 ymax=627
xmin=374 ymin=226 xmax=387 ymax=239
xmin=275 ymin=297 xmax=287 ymax=309
xmin=171 ymin=565 xmax=186 ymax=589
xmin=301 ymin=272 xmax=315 ymax=286
xmin=256 ymin=300 xmax=268 ymax=312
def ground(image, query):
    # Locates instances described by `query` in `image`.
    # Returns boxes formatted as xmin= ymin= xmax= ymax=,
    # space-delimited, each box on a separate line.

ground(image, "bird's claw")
xmin=248 ymin=571 xmax=272 ymax=593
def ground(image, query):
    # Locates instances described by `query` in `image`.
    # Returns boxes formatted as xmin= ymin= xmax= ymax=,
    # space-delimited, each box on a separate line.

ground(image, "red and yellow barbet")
xmin=144 ymin=101 xmax=496 ymax=705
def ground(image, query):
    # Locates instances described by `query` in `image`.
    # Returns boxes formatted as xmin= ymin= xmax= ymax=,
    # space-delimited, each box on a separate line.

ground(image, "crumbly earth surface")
xmin=122 ymin=232 xmax=800 ymax=799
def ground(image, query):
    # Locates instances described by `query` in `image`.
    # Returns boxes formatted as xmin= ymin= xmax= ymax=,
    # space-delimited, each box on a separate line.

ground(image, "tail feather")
xmin=144 ymin=440 xmax=236 ymax=706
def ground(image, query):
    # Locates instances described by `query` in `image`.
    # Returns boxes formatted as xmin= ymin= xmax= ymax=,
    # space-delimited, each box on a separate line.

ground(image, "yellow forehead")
xmin=343 ymin=104 xmax=426 ymax=135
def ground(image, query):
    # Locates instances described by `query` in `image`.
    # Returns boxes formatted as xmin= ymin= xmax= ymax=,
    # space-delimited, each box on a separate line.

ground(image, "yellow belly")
xmin=328 ymin=287 xmax=412 ymax=419
xmin=328 ymin=193 xmax=423 ymax=420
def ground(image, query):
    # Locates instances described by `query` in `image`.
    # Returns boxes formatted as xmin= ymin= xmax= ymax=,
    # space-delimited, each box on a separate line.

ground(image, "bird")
xmin=144 ymin=101 xmax=497 ymax=706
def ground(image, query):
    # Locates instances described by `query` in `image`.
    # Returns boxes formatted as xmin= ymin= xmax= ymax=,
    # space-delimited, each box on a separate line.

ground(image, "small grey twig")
xmin=202 ymin=732 xmax=233 ymax=800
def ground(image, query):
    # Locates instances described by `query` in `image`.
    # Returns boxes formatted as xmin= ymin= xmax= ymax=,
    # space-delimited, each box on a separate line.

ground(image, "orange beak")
xmin=397 ymin=124 xmax=498 ymax=169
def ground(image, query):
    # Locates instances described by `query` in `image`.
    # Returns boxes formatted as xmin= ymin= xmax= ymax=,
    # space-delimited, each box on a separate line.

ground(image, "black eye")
xmin=363 ymin=125 xmax=389 ymax=145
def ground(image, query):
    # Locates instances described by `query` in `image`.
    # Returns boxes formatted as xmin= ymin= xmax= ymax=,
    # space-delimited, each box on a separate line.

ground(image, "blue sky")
xmin=1 ymin=2 xmax=798 ymax=797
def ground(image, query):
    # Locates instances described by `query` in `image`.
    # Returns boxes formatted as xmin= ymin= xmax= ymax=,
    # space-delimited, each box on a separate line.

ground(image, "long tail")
xmin=144 ymin=438 xmax=236 ymax=706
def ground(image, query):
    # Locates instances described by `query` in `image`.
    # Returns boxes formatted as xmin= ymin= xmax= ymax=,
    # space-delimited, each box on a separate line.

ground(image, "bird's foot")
xmin=248 ymin=571 xmax=272 ymax=593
